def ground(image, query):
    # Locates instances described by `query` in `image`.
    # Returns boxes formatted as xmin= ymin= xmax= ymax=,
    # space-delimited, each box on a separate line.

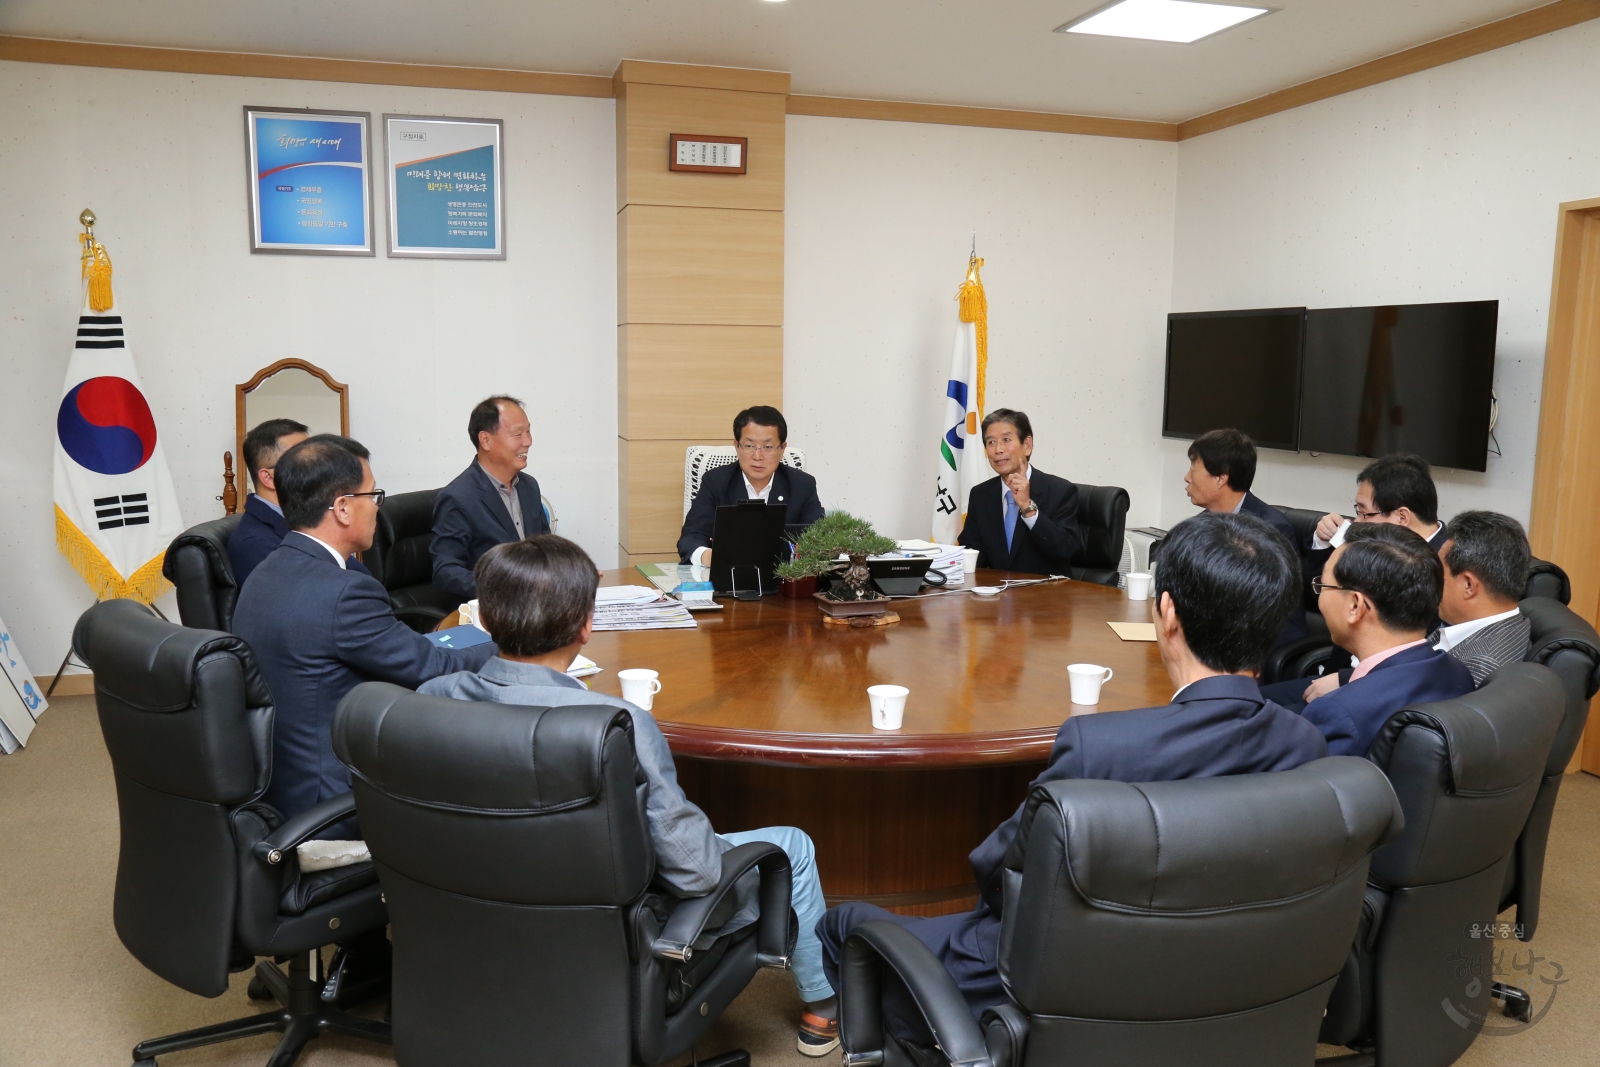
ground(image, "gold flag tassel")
xmin=55 ymin=507 xmax=171 ymax=605
xmin=957 ymin=254 xmax=988 ymax=423
xmin=79 ymin=229 xmax=114 ymax=312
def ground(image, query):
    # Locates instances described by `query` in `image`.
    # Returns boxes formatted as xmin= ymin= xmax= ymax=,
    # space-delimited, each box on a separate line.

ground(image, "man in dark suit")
xmin=431 ymin=395 xmax=551 ymax=601
xmin=234 ymin=434 xmax=496 ymax=828
xmin=818 ymin=511 xmax=1327 ymax=1037
xmin=1308 ymin=453 xmax=1448 ymax=561
xmin=228 ymin=418 xmax=309 ymax=584
xmin=677 ymin=405 xmax=825 ymax=565
xmin=957 ymin=409 xmax=1082 ymax=575
xmin=1182 ymin=428 xmax=1306 ymax=646
xmin=1300 ymin=523 xmax=1474 ymax=755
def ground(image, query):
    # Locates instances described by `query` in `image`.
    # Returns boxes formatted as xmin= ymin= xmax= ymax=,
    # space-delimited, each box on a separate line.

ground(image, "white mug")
xmin=618 ymin=668 xmax=662 ymax=711
xmin=962 ymin=548 xmax=981 ymax=587
xmin=1067 ymin=664 xmax=1114 ymax=706
xmin=1125 ymin=572 xmax=1153 ymax=601
xmin=867 ymin=684 xmax=909 ymax=730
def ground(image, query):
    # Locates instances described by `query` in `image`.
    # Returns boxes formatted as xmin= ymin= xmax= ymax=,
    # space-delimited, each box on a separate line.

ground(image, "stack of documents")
xmin=593 ymin=586 xmax=698 ymax=632
xmin=892 ymin=540 xmax=967 ymax=585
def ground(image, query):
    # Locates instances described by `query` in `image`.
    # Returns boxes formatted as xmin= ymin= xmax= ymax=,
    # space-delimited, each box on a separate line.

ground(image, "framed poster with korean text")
xmin=245 ymin=107 xmax=374 ymax=256
xmin=384 ymin=115 xmax=505 ymax=260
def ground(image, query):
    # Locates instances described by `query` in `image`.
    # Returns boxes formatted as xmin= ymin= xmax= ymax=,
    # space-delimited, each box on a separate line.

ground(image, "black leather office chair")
xmin=1497 ymin=597 xmax=1600 ymax=942
xmin=162 ymin=515 xmax=244 ymax=631
xmin=839 ymin=757 xmax=1402 ymax=1067
xmin=333 ymin=682 xmax=796 ymax=1067
xmin=1068 ymin=483 xmax=1129 ymax=586
xmin=73 ymin=599 xmax=391 ymax=1067
xmin=360 ymin=488 xmax=459 ymax=632
xmin=1524 ymin=558 xmax=1571 ymax=604
xmin=1318 ymin=662 xmax=1564 ymax=1064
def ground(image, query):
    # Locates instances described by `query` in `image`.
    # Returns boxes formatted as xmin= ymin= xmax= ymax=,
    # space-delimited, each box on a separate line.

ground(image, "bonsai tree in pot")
xmin=775 ymin=510 xmax=897 ymax=600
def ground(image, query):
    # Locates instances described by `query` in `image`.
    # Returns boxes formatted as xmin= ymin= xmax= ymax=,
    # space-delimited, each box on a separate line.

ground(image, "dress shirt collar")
xmin=743 ymin=470 xmax=775 ymax=501
xmin=478 ymin=656 xmax=583 ymax=689
xmin=1434 ymin=607 xmax=1523 ymax=652
xmin=251 ymin=494 xmax=284 ymax=516
xmin=292 ymin=530 xmax=348 ymax=569
xmin=476 ymin=460 xmax=522 ymax=491
xmin=1171 ymin=674 xmax=1263 ymax=705
xmin=1349 ymin=638 xmax=1429 ymax=682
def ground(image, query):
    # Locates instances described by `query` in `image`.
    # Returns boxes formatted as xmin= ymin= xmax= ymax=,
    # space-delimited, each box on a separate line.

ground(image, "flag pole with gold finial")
xmin=79 ymin=208 xmax=114 ymax=312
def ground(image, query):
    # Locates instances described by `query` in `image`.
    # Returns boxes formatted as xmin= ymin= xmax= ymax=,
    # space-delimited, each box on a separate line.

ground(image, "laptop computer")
xmin=709 ymin=502 xmax=789 ymax=597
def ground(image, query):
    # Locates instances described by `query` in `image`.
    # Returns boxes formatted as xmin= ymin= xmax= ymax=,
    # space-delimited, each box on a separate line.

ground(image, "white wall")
xmin=0 ymin=60 xmax=617 ymax=671
xmin=785 ymin=115 xmax=1178 ymax=540
xmin=1163 ymin=20 xmax=1600 ymax=529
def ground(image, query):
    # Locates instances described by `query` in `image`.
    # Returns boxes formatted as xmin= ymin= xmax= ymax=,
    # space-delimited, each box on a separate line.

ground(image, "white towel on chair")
xmin=297 ymin=839 xmax=371 ymax=872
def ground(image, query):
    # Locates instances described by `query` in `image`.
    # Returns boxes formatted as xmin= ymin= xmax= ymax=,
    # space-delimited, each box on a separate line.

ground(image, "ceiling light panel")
xmin=1058 ymin=0 xmax=1270 ymax=44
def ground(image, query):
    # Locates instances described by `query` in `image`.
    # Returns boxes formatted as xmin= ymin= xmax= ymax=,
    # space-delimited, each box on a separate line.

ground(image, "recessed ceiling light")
xmin=1058 ymin=0 xmax=1271 ymax=44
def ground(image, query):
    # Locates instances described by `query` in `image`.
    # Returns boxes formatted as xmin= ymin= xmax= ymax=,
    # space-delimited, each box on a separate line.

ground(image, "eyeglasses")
xmin=738 ymin=443 xmax=781 ymax=456
xmin=329 ymin=489 xmax=387 ymax=509
xmin=1311 ymin=577 xmax=1361 ymax=596
xmin=1353 ymin=504 xmax=1388 ymax=520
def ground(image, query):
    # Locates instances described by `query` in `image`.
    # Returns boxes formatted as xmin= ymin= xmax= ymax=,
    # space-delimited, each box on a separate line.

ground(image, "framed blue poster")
xmin=245 ymin=106 xmax=374 ymax=256
xmin=384 ymin=115 xmax=505 ymax=260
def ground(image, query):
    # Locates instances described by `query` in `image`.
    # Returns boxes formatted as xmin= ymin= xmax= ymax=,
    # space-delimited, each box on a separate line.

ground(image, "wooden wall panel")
xmin=619 ymin=437 xmax=701 ymax=555
xmin=618 ymin=83 xmax=786 ymax=211
xmin=618 ymin=205 xmax=784 ymax=326
xmin=619 ymin=324 xmax=782 ymax=440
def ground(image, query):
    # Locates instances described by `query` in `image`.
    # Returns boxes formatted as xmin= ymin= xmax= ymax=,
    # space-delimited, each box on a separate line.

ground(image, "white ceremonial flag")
xmin=931 ymin=256 xmax=989 ymax=545
xmin=53 ymin=233 xmax=182 ymax=604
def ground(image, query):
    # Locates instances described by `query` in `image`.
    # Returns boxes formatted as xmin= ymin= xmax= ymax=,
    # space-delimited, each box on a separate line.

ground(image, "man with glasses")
xmin=1310 ymin=454 xmax=1447 ymax=556
xmin=1299 ymin=523 xmax=1473 ymax=755
xmin=234 ymin=434 xmax=495 ymax=831
xmin=677 ymin=405 xmax=824 ymax=566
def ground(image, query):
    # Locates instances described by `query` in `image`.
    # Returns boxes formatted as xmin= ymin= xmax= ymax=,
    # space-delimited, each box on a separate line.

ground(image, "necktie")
xmin=1004 ymin=489 xmax=1019 ymax=553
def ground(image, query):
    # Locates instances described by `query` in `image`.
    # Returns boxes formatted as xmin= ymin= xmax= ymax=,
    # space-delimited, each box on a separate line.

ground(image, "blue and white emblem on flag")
xmin=932 ymin=257 xmax=988 ymax=545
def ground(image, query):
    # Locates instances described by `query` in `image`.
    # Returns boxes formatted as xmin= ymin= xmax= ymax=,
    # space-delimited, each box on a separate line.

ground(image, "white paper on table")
xmin=596 ymin=585 xmax=665 ymax=605
xmin=567 ymin=654 xmax=603 ymax=678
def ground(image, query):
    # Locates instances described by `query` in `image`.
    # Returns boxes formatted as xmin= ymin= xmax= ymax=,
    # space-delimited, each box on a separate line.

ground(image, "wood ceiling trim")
xmin=0 ymin=35 xmax=614 ymax=98
xmin=1176 ymin=0 xmax=1600 ymax=139
xmin=787 ymin=95 xmax=1178 ymax=142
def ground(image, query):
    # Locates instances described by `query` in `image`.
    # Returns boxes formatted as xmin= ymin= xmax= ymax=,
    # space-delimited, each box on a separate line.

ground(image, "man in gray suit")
xmin=1435 ymin=510 xmax=1533 ymax=686
xmin=422 ymin=535 xmax=842 ymax=1056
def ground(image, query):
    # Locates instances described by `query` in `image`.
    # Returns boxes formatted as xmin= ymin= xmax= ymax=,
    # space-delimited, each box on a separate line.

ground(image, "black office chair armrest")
xmin=840 ymin=919 xmax=992 ymax=1067
xmin=251 ymin=792 xmax=360 ymax=866
xmin=651 ymin=841 xmax=794 ymax=969
xmin=980 ymin=1003 xmax=1029 ymax=1067
xmin=393 ymin=604 xmax=450 ymax=634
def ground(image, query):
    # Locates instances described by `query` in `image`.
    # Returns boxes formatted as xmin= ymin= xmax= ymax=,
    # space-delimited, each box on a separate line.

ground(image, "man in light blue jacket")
xmin=421 ymin=535 xmax=839 ymax=1056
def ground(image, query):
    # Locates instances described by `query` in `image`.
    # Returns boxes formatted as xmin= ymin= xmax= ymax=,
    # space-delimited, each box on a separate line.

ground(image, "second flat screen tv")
xmin=1300 ymin=300 xmax=1498 ymax=472
xmin=1163 ymin=308 xmax=1305 ymax=451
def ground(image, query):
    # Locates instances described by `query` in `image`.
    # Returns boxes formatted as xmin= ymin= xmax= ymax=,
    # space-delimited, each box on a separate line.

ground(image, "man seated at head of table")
xmin=817 ymin=510 xmax=1327 ymax=1039
xmin=1297 ymin=523 xmax=1475 ymax=755
xmin=957 ymin=409 xmax=1082 ymax=575
xmin=431 ymin=394 xmax=551 ymax=602
xmin=677 ymin=405 xmax=825 ymax=567
xmin=1182 ymin=427 xmax=1306 ymax=647
xmin=421 ymin=535 xmax=842 ymax=1055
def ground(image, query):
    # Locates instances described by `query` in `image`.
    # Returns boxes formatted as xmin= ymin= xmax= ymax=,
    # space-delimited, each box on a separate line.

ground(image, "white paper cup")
xmin=1068 ymin=664 xmax=1114 ymax=705
xmin=1125 ymin=572 xmax=1153 ymax=601
xmin=867 ymin=684 xmax=909 ymax=730
xmin=619 ymin=668 xmax=662 ymax=711
xmin=962 ymin=548 xmax=981 ymax=587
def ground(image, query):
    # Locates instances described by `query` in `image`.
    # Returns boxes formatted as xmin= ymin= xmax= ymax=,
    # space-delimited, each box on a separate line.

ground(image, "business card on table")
xmin=1107 ymin=622 xmax=1157 ymax=642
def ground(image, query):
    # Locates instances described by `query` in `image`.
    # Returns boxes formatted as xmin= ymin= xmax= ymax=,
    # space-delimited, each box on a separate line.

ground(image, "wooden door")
xmin=1529 ymin=197 xmax=1600 ymax=774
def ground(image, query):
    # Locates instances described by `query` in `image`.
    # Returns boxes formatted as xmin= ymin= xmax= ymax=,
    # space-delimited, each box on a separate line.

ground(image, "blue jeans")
xmin=718 ymin=826 xmax=833 ymax=1002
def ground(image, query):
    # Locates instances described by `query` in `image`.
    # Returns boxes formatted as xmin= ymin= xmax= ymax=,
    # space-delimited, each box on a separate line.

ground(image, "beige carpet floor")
xmin=1 ymin=695 xmax=1594 ymax=1066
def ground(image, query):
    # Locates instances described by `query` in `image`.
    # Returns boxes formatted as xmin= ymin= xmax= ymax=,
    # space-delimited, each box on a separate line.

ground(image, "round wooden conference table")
xmin=576 ymin=569 xmax=1169 ymax=917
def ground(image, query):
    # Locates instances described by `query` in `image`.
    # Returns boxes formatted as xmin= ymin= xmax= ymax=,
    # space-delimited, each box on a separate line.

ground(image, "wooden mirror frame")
xmin=229 ymin=359 xmax=349 ymax=513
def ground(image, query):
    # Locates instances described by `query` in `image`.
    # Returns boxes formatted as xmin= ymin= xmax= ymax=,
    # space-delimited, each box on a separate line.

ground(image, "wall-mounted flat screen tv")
xmin=1299 ymin=300 xmax=1497 ymax=472
xmin=1163 ymin=308 xmax=1305 ymax=451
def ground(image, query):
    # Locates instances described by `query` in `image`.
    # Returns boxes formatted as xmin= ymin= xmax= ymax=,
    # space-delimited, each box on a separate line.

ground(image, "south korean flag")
xmin=53 ymin=249 xmax=183 ymax=603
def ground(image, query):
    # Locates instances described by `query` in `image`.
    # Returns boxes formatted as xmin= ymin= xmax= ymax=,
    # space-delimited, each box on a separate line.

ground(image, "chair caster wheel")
xmin=246 ymin=976 xmax=272 ymax=1000
xmin=1493 ymin=980 xmax=1533 ymax=1022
